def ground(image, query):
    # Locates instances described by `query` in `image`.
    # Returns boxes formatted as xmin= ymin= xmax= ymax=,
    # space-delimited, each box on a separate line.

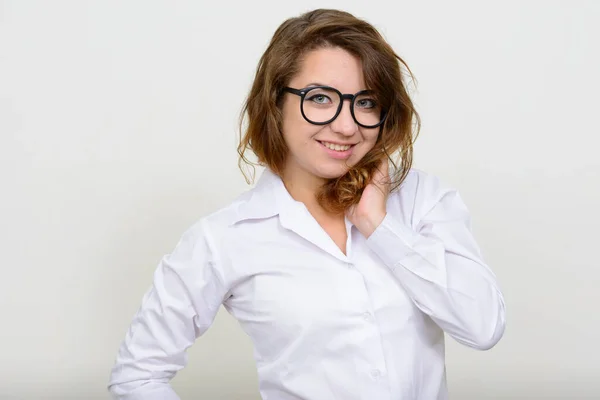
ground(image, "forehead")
xmin=291 ymin=47 xmax=366 ymax=93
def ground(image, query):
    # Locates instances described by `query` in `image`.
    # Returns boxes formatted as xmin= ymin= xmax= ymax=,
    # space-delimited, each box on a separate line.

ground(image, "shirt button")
xmin=370 ymin=369 xmax=382 ymax=379
xmin=345 ymin=262 xmax=353 ymax=268
xmin=362 ymin=312 xmax=372 ymax=321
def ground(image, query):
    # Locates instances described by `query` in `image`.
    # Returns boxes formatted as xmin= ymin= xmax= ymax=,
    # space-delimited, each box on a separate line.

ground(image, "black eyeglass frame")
xmin=283 ymin=86 xmax=387 ymax=129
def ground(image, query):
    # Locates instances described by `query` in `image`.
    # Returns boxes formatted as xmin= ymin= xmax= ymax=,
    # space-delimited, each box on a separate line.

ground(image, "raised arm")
xmin=366 ymin=185 xmax=506 ymax=350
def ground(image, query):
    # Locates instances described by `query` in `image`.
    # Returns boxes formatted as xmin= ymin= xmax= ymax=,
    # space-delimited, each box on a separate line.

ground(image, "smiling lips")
xmin=317 ymin=140 xmax=356 ymax=160
xmin=319 ymin=140 xmax=354 ymax=152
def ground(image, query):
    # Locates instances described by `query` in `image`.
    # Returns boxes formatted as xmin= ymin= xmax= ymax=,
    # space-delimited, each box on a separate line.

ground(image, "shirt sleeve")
xmin=107 ymin=219 xmax=228 ymax=399
xmin=365 ymin=186 xmax=506 ymax=350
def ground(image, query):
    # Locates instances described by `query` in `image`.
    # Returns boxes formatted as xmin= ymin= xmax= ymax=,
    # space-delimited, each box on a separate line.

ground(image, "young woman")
xmin=108 ymin=8 xmax=506 ymax=400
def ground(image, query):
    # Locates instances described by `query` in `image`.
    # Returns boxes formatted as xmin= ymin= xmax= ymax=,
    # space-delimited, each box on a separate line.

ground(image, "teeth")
xmin=321 ymin=141 xmax=351 ymax=151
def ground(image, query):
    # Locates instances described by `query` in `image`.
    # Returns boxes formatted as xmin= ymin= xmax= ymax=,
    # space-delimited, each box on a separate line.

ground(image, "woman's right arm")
xmin=108 ymin=219 xmax=228 ymax=400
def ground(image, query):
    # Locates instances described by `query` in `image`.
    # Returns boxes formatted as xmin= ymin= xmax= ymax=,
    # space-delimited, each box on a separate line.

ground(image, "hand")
xmin=347 ymin=158 xmax=390 ymax=238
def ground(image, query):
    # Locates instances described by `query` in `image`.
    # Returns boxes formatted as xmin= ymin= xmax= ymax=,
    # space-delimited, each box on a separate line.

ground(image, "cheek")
xmin=282 ymin=118 xmax=320 ymax=149
xmin=282 ymin=105 xmax=307 ymax=141
xmin=361 ymin=129 xmax=380 ymax=150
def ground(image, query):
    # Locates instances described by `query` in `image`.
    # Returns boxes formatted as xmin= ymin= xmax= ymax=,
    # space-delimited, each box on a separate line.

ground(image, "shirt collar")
xmin=232 ymin=168 xmax=351 ymax=261
xmin=232 ymin=167 xmax=292 ymax=223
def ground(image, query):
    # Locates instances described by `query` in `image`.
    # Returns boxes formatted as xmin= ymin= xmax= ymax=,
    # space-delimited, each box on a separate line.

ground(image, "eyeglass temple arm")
xmin=282 ymin=87 xmax=304 ymax=96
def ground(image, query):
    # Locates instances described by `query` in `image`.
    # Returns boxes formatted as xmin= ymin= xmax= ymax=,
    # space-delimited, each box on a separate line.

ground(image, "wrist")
xmin=360 ymin=210 xmax=386 ymax=238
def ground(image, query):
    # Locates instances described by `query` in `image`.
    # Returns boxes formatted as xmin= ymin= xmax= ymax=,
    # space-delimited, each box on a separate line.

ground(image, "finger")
xmin=347 ymin=204 xmax=357 ymax=219
xmin=373 ymin=158 xmax=390 ymax=186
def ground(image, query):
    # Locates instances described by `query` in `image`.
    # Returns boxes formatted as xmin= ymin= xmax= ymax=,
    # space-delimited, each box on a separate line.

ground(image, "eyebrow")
xmin=303 ymin=82 xmax=370 ymax=93
xmin=304 ymin=82 xmax=328 ymax=88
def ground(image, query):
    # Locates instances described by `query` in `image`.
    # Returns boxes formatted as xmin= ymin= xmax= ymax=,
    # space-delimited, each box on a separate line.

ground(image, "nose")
xmin=330 ymin=99 xmax=357 ymax=137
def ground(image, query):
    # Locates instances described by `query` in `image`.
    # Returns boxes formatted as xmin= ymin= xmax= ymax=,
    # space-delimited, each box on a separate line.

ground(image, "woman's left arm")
xmin=348 ymin=164 xmax=506 ymax=351
xmin=365 ymin=186 xmax=506 ymax=350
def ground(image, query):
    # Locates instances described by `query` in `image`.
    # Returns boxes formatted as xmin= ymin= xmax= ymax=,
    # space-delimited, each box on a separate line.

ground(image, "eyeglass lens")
xmin=302 ymin=87 xmax=382 ymax=127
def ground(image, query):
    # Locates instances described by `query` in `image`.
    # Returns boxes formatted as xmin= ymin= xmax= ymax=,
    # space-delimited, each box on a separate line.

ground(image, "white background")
xmin=1 ymin=0 xmax=599 ymax=398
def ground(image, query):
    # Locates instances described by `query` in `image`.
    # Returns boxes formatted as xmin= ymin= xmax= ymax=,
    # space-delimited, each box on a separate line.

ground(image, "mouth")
xmin=317 ymin=140 xmax=355 ymax=152
xmin=316 ymin=140 xmax=356 ymax=159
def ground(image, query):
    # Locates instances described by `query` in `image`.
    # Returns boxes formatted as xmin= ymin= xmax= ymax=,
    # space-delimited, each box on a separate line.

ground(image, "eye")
xmin=356 ymin=98 xmax=377 ymax=109
xmin=306 ymin=94 xmax=332 ymax=104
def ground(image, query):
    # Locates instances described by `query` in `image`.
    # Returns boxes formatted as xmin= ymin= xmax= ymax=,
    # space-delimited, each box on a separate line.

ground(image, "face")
xmin=280 ymin=47 xmax=380 ymax=184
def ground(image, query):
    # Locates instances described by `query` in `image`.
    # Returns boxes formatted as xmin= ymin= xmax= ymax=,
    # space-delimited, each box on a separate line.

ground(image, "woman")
xmin=108 ymin=8 xmax=506 ymax=400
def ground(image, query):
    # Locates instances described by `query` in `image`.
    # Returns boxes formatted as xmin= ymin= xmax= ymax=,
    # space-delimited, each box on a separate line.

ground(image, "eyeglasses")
xmin=283 ymin=85 xmax=387 ymax=129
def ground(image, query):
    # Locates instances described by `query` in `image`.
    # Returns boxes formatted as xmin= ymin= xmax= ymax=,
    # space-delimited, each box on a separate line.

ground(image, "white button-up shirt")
xmin=108 ymin=168 xmax=506 ymax=399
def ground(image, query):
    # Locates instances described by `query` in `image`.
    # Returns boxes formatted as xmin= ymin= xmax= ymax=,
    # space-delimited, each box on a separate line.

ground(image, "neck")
xmin=280 ymin=166 xmax=326 ymax=213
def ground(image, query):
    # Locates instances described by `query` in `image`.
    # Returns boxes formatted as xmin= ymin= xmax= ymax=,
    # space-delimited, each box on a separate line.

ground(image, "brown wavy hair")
xmin=237 ymin=8 xmax=420 ymax=214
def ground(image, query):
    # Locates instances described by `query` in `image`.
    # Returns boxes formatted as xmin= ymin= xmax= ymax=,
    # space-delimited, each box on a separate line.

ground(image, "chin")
xmin=314 ymin=164 xmax=351 ymax=180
